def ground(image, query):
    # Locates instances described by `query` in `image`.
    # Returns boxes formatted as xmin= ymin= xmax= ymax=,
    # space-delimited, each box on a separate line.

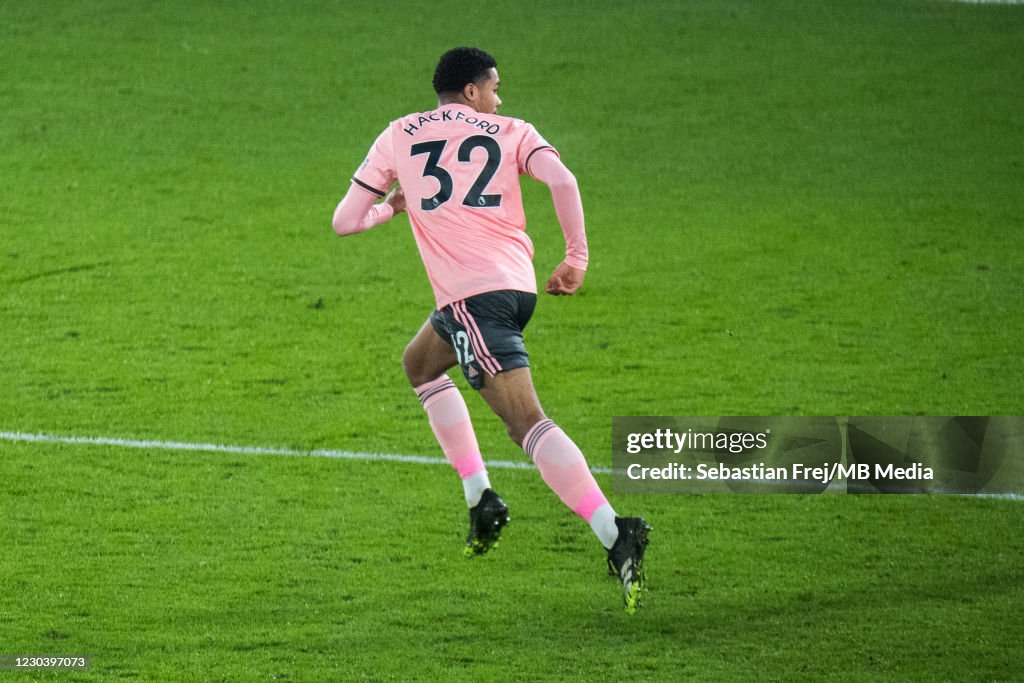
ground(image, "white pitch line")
xmin=0 ymin=429 xmax=613 ymax=474
xmin=2 ymin=430 xmax=1020 ymax=498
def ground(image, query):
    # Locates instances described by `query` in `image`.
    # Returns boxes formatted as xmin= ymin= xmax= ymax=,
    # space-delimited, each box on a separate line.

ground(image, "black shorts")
xmin=430 ymin=290 xmax=537 ymax=390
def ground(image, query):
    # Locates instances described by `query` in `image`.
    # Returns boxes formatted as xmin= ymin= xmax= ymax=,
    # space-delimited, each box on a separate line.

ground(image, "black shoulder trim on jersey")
xmin=524 ymin=145 xmax=556 ymax=175
xmin=352 ymin=177 xmax=386 ymax=197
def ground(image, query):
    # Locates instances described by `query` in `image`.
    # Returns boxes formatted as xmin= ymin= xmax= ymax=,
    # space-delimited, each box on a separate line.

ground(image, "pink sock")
xmin=523 ymin=419 xmax=609 ymax=522
xmin=415 ymin=376 xmax=488 ymax=503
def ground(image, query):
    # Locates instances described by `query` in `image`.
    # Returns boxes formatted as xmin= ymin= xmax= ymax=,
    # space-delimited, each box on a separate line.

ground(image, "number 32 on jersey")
xmin=410 ymin=135 xmax=502 ymax=211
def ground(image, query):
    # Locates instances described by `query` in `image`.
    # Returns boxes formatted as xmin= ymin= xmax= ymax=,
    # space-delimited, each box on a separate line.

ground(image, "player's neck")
xmin=438 ymin=95 xmax=477 ymax=111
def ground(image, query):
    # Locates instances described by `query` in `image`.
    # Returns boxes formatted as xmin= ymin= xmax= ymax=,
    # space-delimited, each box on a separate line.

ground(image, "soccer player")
xmin=332 ymin=47 xmax=650 ymax=613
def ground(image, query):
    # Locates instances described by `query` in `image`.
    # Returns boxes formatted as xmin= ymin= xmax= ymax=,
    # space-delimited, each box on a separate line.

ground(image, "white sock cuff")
xmin=462 ymin=471 xmax=491 ymax=508
xmin=589 ymin=503 xmax=619 ymax=550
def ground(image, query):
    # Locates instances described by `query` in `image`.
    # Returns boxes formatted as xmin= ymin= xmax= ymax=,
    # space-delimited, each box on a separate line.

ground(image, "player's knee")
xmin=402 ymin=345 xmax=427 ymax=387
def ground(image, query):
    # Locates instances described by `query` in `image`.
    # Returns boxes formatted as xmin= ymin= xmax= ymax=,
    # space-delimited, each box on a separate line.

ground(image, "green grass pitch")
xmin=2 ymin=0 xmax=1022 ymax=680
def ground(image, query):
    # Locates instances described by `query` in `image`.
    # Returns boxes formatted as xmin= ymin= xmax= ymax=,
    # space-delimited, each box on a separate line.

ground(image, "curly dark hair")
xmin=432 ymin=47 xmax=497 ymax=95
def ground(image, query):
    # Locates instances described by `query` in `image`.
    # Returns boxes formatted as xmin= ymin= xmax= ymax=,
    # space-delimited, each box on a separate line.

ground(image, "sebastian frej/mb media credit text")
xmin=612 ymin=416 xmax=1023 ymax=495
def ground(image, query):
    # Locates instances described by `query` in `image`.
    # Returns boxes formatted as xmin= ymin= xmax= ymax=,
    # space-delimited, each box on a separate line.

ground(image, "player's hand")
xmin=385 ymin=185 xmax=406 ymax=214
xmin=545 ymin=261 xmax=585 ymax=296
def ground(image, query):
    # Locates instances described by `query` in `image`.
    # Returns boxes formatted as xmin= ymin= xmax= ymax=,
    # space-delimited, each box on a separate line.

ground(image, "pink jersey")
xmin=353 ymin=103 xmax=558 ymax=309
